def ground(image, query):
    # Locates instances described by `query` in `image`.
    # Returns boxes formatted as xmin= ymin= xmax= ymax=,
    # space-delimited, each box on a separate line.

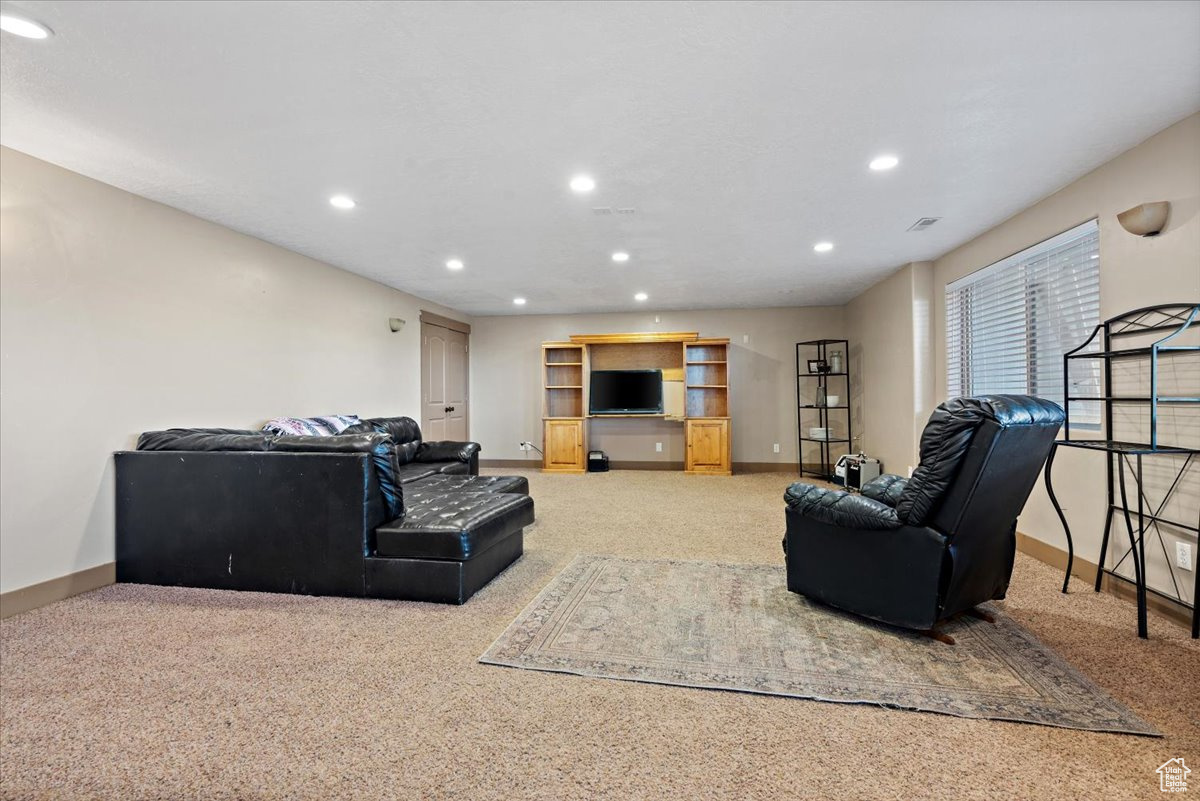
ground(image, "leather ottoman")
xmin=409 ymin=474 xmax=529 ymax=495
xmin=366 ymin=491 xmax=534 ymax=604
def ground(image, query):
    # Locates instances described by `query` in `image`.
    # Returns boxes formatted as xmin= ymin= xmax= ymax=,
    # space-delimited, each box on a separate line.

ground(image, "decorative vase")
xmin=830 ymin=349 xmax=843 ymax=374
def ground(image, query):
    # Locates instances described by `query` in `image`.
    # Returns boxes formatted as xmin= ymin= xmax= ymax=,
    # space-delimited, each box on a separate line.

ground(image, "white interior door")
xmin=421 ymin=321 xmax=469 ymax=442
xmin=422 ymin=323 xmax=448 ymax=441
xmin=445 ymin=328 xmax=469 ymax=441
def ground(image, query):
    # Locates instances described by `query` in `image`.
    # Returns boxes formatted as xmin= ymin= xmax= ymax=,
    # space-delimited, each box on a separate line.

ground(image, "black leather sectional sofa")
xmin=115 ymin=417 xmax=532 ymax=604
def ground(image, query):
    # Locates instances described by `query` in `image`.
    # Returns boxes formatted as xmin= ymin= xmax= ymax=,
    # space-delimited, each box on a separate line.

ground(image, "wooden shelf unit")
xmin=542 ymin=342 xmax=587 ymax=471
xmin=683 ymin=339 xmax=731 ymax=473
xmin=540 ymin=333 xmax=732 ymax=474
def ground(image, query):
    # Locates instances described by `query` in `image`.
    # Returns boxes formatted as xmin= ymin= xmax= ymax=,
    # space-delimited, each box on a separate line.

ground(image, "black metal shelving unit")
xmin=795 ymin=339 xmax=852 ymax=480
xmin=1044 ymin=303 xmax=1199 ymax=639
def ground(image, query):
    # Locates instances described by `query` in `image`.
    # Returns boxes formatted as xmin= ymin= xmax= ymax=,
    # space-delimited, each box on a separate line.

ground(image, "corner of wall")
xmin=909 ymin=262 xmax=935 ymax=460
xmin=845 ymin=262 xmax=926 ymax=474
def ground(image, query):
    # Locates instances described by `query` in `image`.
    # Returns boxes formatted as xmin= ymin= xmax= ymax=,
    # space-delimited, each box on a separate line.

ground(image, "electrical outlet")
xmin=773 ymin=443 xmax=780 ymax=453
xmin=518 ymin=441 xmax=531 ymax=451
xmin=1177 ymin=542 xmax=1194 ymax=571
xmin=655 ymin=442 xmax=663 ymax=453
xmin=742 ymin=334 xmax=750 ymax=344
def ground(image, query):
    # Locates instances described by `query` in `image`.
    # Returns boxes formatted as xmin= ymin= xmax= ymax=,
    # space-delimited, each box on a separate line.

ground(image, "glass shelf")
xmin=1054 ymin=439 xmax=1199 ymax=455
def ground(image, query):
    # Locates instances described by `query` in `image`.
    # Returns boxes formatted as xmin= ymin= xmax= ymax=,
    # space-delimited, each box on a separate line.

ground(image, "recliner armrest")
xmin=415 ymin=440 xmax=481 ymax=464
xmin=860 ymin=474 xmax=908 ymax=507
xmin=784 ymin=482 xmax=900 ymax=530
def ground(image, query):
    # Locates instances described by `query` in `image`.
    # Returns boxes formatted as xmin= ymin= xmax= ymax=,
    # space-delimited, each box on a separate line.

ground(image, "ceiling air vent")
xmin=592 ymin=207 xmax=614 ymax=215
xmin=615 ymin=207 xmax=636 ymax=215
xmin=907 ymin=217 xmax=941 ymax=232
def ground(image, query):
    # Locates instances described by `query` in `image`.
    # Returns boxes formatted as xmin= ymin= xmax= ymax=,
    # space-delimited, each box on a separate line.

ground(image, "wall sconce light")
xmin=388 ymin=318 xmax=406 ymax=332
xmin=1117 ymin=202 xmax=1170 ymax=237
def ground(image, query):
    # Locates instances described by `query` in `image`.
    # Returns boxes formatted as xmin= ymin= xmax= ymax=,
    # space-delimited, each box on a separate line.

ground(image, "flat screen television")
xmin=589 ymin=369 xmax=663 ymax=415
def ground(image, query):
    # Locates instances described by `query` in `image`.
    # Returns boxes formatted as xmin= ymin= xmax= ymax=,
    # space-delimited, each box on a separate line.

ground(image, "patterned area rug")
xmin=481 ymin=554 xmax=1158 ymax=736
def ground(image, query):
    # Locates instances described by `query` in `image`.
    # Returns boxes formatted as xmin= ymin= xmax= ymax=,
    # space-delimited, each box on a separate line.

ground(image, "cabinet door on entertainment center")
xmin=543 ymin=419 xmax=585 ymax=472
xmin=685 ymin=419 xmax=730 ymax=474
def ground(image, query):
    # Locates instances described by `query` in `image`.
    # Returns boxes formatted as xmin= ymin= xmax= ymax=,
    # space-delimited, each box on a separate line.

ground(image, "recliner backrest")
xmin=895 ymin=399 xmax=988 ymax=526
xmin=928 ymin=396 xmax=1064 ymax=536
xmin=896 ymin=395 xmax=1063 ymax=531
xmin=922 ymin=396 xmax=1063 ymax=616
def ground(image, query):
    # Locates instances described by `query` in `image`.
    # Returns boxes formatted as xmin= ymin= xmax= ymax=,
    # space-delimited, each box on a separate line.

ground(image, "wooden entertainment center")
xmin=541 ymin=331 xmax=731 ymax=474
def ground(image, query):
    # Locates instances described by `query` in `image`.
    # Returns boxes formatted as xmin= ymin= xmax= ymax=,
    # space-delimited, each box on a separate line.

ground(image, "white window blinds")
xmin=946 ymin=219 xmax=1101 ymax=423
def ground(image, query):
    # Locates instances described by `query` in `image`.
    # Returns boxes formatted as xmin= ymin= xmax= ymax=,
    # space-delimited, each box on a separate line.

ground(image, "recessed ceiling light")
xmin=813 ymin=242 xmax=834 ymax=253
xmin=569 ymin=175 xmax=596 ymax=193
xmin=612 ymin=251 xmax=630 ymax=263
xmin=329 ymin=195 xmax=356 ymax=210
xmin=0 ymin=12 xmax=52 ymax=39
xmin=869 ymin=155 xmax=900 ymax=171
xmin=634 ymin=292 xmax=648 ymax=302
xmin=513 ymin=297 xmax=527 ymax=306
xmin=446 ymin=259 xmax=464 ymax=271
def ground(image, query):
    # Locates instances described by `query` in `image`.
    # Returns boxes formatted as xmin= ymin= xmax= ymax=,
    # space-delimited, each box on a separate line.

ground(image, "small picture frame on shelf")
xmin=806 ymin=359 xmax=828 ymax=375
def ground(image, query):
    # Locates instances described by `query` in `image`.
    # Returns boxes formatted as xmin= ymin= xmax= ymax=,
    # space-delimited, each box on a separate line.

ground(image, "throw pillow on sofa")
xmin=261 ymin=415 xmax=361 ymax=437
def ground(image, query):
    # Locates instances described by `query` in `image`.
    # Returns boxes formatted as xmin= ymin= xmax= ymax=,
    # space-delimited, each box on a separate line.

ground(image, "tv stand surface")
xmin=589 ymin=413 xmax=673 ymax=419
xmin=541 ymin=332 xmax=730 ymax=474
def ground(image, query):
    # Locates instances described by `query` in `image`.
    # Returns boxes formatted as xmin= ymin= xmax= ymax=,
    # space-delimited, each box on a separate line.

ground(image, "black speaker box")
xmin=587 ymin=451 xmax=610 ymax=472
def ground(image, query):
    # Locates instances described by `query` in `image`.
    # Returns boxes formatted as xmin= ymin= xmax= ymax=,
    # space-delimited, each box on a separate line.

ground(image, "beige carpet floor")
xmin=1 ymin=470 xmax=1196 ymax=800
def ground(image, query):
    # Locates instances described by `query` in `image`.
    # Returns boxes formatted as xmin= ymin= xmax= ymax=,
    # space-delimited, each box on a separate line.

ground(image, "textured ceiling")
xmin=2 ymin=1 xmax=1198 ymax=316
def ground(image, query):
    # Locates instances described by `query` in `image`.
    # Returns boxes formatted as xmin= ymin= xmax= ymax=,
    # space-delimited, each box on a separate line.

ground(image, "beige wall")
xmin=0 ymin=147 xmax=467 ymax=594
xmin=846 ymin=261 xmax=935 ymax=476
xmin=932 ymin=113 xmax=1200 ymax=602
xmin=469 ymin=307 xmax=844 ymax=467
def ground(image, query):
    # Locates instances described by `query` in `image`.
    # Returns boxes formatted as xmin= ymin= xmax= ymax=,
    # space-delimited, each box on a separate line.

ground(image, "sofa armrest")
xmin=860 ymin=474 xmax=908 ymax=507
xmin=784 ymin=482 xmax=900 ymax=530
xmin=415 ymin=440 xmax=481 ymax=464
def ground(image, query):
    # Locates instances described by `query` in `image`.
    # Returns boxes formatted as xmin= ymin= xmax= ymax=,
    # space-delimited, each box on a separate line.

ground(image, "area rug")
xmin=480 ymin=554 xmax=1158 ymax=736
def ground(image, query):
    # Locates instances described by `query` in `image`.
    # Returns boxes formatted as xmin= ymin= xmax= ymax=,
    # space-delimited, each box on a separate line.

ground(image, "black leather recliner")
xmin=783 ymin=395 xmax=1064 ymax=631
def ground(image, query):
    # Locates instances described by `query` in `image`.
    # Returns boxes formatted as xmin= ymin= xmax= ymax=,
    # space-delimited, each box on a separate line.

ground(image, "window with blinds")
xmin=945 ymin=219 xmax=1101 ymax=425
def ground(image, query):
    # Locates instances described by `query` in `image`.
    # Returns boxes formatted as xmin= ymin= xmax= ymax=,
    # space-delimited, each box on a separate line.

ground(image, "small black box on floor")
xmin=587 ymin=450 xmax=609 ymax=472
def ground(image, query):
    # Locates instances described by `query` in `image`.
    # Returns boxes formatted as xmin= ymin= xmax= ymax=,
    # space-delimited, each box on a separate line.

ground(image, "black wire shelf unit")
xmin=1043 ymin=303 xmax=1199 ymax=639
xmin=796 ymin=339 xmax=852 ymax=480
